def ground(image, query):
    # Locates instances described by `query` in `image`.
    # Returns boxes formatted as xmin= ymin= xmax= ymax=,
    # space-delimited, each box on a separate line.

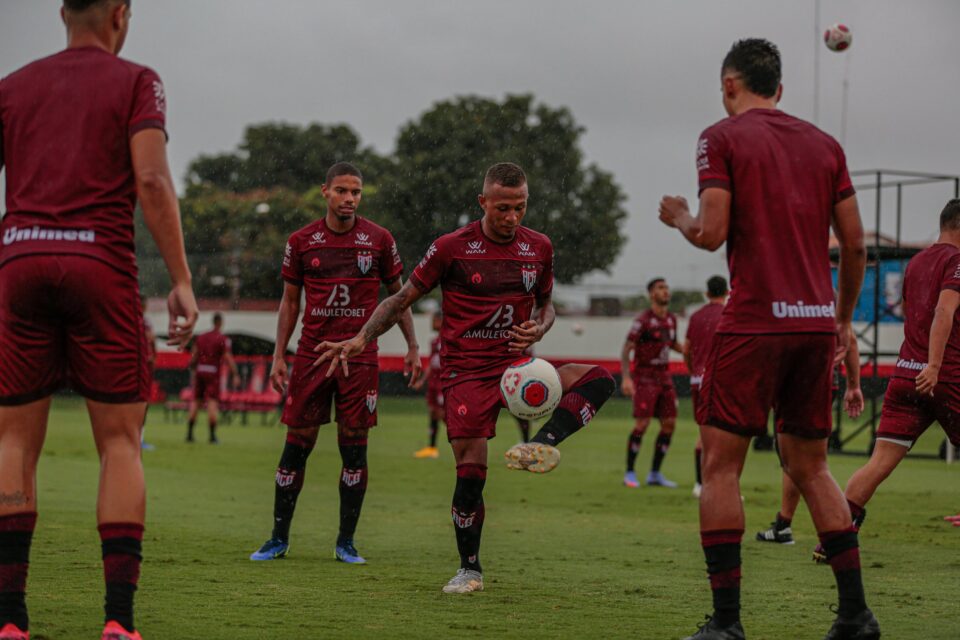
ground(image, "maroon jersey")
xmin=627 ymin=309 xmax=677 ymax=380
xmin=0 ymin=47 xmax=167 ymax=273
xmin=411 ymin=221 xmax=554 ymax=384
xmin=685 ymin=301 xmax=725 ymax=383
xmin=195 ymin=330 xmax=231 ymax=376
xmin=428 ymin=336 xmax=443 ymax=374
xmin=697 ymin=109 xmax=854 ymax=335
xmin=894 ymin=243 xmax=960 ymax=383
xmin=282 ymin=216 xmax=402 ymax=365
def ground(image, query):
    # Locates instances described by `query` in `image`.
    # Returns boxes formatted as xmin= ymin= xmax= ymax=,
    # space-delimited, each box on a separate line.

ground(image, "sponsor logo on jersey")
xmin=357 ymin=251 xmax=373 ymax=274
xmin=309 ymin=231 xmax=326 ymax=245
xmin=283 ymin=242 xmax=292 ymax=267
xmin=391 ymin=242 xmax=401 ymax=265
xmin=471 ymin=272 xmax=483 ymax=285
xmin=355 ymin=232 xmax=373 ymax=247
xmin=696 ymin=137 xmax=710 ymax=171
xmin=457 ymin=403 xmax=468 ymax=416
xmin=771 ymin=300 xmax=836 ymax=319
xmin=896 ymin=358 xmax=927 ymax=371
xmin=461 ymin=328 xmax=511 ymax=339
xmin=517 ymin=241 xmax=536 ymax=257
xmin=521 ymin=265 xmax=538 ymax=292
xmin=311 ymin=307 xmax=367 ymax=318
xmin=3 ymin=226 xmax=96 ymax=245
xmin=452 ymin=507 xmax=476 ymax=529
xmin=311 ymin=258 xmax=320 ymax=267
xmin=153 ymin=80 xmax=167 ymax=114
xmin=341 ymin=468 xmax=364 ymax=488
xmin=366 ymin=391 xmax=378 ymax=413
xmin=466 ymin=240 xmax=486 ymax=255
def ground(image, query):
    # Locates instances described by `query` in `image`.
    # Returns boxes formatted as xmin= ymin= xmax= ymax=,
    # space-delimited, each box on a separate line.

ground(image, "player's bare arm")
xmin=386 ymin=277 xmax=422 ymax=387
xmin=270 ymin=282 xmax=301 ymax=393
xmin=132 ymin=128 xmax=198 ymax=349
xmin=508 ymin=294 xmax=555 ymax=352
xmin=620 ymin=340 xmax=635 ymax=396
xmin=916 ymin=288 xmax=960 ymax=395
xmin=658 ymin=188 xmax=731 ymax=252
xmin=224 ymin=349 xmax=241 ymax=389
xmin=315 ymin=279 xmax=424 ymax=376
xmin=843 ymin=331 xmax=864 ymax=417
xmin=832 ymin=195 xmax=867 ymax=364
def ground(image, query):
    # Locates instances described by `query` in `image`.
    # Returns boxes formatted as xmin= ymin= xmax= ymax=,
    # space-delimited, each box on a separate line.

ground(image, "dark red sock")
xmin=452 ymin=464 xmax=486 ymax=572
xmin=626 ymin=430 xmax=643 ymax=472
xmin=337 ymin=435 xmax=369 ymax=544
xmin=530 ymin=366 xmax=615 ymax=446
xmin=0 ymin=512 xmax=37 ymax=631
xmin=272 ymin=434 xmax=315 ymax=542
xmin=99 ymin=522 xmax=144 ymax=633
xmin=819 ymin=527 xmax=866 ymax=618
xmin=847 ymin=499 xmax=867 ymax=530
xmin=701 ymin=528 xmax=743 ymax=627
xmin=651 ymin=431 xmax=672 ymax=472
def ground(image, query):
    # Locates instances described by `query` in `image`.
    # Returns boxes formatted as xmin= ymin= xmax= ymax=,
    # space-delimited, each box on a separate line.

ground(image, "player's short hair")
xmin=63 ymin=0 xmax=130 ymax=11
xmin=706 ymin=275 xmax=729 ymax=298
xmin=939 ymin=199 xmax=960 ymax=231
xmin=213 ymin=312 xmax=223 ymax=325
xmin=484 ymin=163 xmax=527 ymax=189
xmin=324 ymin=162 xmax=363 ymax=185
xmin=646 ymin=277 xmax=666 ymax=292
xmin=722 ymin=38 xmax=781 ymax=98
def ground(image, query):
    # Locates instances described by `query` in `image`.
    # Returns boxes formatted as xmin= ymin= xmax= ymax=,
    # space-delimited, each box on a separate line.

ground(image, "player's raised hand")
xmin=658 ymin=195 xmax=689 ymax=229
xmin=508 ymin=320 xmax=545 ymax=352
xmin=270 ymin=357 xmax=289 ymax=394
xmin=166 ymin=281 xmax=199 ymax=350
xmin=314 ymin=336 xmax=366 ymax=378
xmin=621 ymin=376 xmax=635 ymax=398
xmin=844 ymin=386 xmax=864 ymax=418
xmin=915 ymin=364 xmax=939 ymax=397
xmin=404 ymin=346 xmax=422 ymax=388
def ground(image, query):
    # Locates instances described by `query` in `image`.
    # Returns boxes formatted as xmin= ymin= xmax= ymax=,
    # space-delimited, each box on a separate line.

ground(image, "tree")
xmin=380 ymin=94 xmax=628 ymax=283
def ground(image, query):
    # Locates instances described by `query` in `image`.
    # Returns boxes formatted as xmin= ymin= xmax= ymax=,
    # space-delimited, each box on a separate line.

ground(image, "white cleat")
xmin=504 ymin=442 xmax=561 ymax=473
xmin=692 ymin=482 xmax=702 ymax=498
xmin=441 ymin=568 xmax=484 ymax=594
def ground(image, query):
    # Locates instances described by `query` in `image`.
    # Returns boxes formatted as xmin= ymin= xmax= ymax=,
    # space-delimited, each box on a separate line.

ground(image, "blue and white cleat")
xmin=335 ymin=540 xmax=367 ymax=564
xmin=646 ymin=470 xmax=678 ymax=488
xmin=623 ymin=471 xmax=640 ymax=488
xmin=249 ymin=537 xmax=289 ymax=561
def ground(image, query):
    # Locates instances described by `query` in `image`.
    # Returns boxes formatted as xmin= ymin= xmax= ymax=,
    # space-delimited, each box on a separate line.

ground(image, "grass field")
xmin=23 ymin=396 xmax=960 ymax=639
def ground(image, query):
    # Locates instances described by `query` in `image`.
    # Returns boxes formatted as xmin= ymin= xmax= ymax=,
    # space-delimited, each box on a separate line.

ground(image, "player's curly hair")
xmin=484 ymin=163 xmax=526 ymax=188
xmin=722 ymin=38 xmax=781 ymax=98
xmin=63 ymin=0 xmax=130 ymax=11
xmin=940 ymin=199 xmax=960 ymax=231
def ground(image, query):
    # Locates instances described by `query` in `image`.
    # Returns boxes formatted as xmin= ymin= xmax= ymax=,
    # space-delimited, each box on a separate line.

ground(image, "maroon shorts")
xmin=632 ymin=376 xmax=678 ymax=420
xmin=876 ymin=377 xmax=960 ymax=446
xmin=444 ymin=376 xmax=504 ymax=440
xmin=691 ymin=384 xmax=703 ymax=420
xmin=426 ymin=379 xmax=445 ymax=415
xmin=281 ymin=356 xmax=379 ymax=429
xmin=0 ymin=255 xmax=148 ymax=405
xmin=194 ymin=372 xmax=220 ymax=402
xmin=696 ymin=333 xmax=836 ymax=439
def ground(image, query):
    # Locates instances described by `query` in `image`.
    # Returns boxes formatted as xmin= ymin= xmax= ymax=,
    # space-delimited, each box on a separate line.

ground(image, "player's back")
xmin=698 ymin=109 xmax=853 ymax=334
xmin=686 ymin=302 xmax=724 ymax=376
xmin=195 ymin=330 xmax=228 ymax=374
xmin=0 ymin=47 xmax=165 ymax=271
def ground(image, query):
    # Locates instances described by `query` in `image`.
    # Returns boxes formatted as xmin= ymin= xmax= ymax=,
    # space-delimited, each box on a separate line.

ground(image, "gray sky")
xmin=2 ymin=0 xmax=959 ymax=296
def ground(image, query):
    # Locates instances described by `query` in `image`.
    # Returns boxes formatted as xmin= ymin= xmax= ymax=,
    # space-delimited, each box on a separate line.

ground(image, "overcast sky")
xmin=2 ymin=0 xmax=959 ymax=295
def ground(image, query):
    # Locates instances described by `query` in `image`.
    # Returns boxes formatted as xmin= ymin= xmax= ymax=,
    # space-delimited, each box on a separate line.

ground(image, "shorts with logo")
xmin=426 ymin=378 xmax=445 ymax=416
xmin=631 ymin=371 xmax=678 ymax=420
xmin=281 ymin=355 xmax=379 ymax=429
xmin=444 ymin=376 xmax=504 ymax=440
xmin=0 ymin=255 xmax=149 ymax=405
xmin=696 ymin=333 xmax=836 ymax=439
xmin=876 ymin=377 xmax=960 ymax=446
xmin=193 ymin=372 xmax=220 ymax=402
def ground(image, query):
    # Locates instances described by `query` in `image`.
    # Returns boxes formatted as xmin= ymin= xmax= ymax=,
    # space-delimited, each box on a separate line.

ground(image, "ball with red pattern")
xmin=824 ymin=23 xmax=852 ymax=52
xmin=499 ymin=357 xmax=562 ymax=420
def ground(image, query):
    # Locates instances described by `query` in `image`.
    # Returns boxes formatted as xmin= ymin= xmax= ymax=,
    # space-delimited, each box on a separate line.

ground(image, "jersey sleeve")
xmin=697 ymin=124 xmax=731 ymax=194
xmin=537 ymin=239 xmax=555 ymax=300
xmin=626 ymin=316 xmax=644 ymax=343
xmin=942 ymin=254 xmax=960 ymax=293
xmin=281 ymin=233 xmax=302 ymax=286
xmin=833 ymin=141 xmax=856 ymax=203
xmin=380 ymin=230 xmax=403 ymax=284
xmin=129 ymin=67 xmax=167 ymax=138
xmin=411 ymin=237 xmax=451 ymax=294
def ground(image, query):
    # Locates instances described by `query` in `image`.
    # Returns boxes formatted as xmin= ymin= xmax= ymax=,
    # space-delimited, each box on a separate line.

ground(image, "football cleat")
xmin=413 ymin=446 xmax=439 ymax=459
xmin=683 ymin=615 xmax=746 ymax=639
xmin=756 ymin=522 xmax=795 ymax=545
xmin=812 ymin=543 xmax=828 ymax=564
xmin=0 ymin=623 xmax=29 ymax=640
xmin=441 ymin=568 xmax=484 ymax=594
xmin=823 ymin=607 xmax=881 ymax=640
xmin=692 ymin=482 xmax=703 ymax=498
xmin=335 ymin=540 xmax=367 ymax=564
xmin=101 ymin=621 xmax=142 ymax=640
xmin=249 ymin=537 xmax=289 ymax=561
xmin=646 ymin=470 xmax=678 ymax=488
xmin=623 ymin=471 xmax=640 ymax=488
xmin=504 ymin=442 xmax=560 ymax=473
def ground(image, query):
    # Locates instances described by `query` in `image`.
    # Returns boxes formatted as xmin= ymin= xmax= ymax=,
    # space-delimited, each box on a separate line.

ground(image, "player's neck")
xmin=325 ymin=210 xmax=357 ymax=234
xmin=936 ymin=231 xmax=960 ymax=249
xmin=651 ymin=304 xmax=669 ymax=318
xmin=480 ymin=217 xmax=516 ymax=244
xmin=66 ymin=29 xmax=115 ymax=54
xmin=730 ymin=96 xmax=778 ymax=116
xmin=708 ymin=296 xmax=727 ymax=305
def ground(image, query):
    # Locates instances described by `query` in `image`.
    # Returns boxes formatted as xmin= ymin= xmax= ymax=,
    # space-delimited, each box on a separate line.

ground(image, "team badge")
xmin=521 ymin=265 xmax=538 ymax=292
xmin=357 ymin=251 xmax=373 ymax=275
xmin=365 ymin=390 xmax=378 ymax=414
xmin=341 ymin=468 xmax=363 ymax=487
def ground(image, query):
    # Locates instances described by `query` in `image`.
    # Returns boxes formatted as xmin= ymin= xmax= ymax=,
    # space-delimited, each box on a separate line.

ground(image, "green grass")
xmin=25 ymin=396 xmax=960 ymax=639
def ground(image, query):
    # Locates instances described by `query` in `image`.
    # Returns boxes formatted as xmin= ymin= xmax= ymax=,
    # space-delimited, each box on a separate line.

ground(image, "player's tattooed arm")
xmin=509 ymin=295 xmax=555 ymax=352
xmin=386 ymin=277 xmax=422 ymax=387
xmin=658 ymin=189 xmax=730 ymax=251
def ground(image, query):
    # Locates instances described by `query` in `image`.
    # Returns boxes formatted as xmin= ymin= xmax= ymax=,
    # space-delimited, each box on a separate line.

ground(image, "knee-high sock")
xmin=428 ymin=418 xmax=439 ymax=448
xmin=626 ymin=430 xmax=643 ymax=472
xmin=702 ymin=529 xmax=743 ymax=627
xmin=531 ymin=366 xmax=615 ymax=446
xmin=338 ymin=435 xmax=369 ymax=544
xmin=0 ymin=512 xmax=37 ymax=631
xmin=452 ymin=464 xmax=486 ymax=572
xmin=819 ymin=527 xmax=867 ymax=617
xmin=100 ymin=522 xmax=143 ymax=633
xmin=694 ymin=446 xmax=703 ymax=485
xmin=271 ymin=433 xmax=314 ymax=542
xmin=651 ymin=431 xmax=673 ymax=473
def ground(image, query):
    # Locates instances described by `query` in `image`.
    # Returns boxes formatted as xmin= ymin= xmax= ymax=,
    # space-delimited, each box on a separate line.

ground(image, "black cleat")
xmin=823 ymin=608 xmax=880 ymax=640
xmin=684 ymin=615 xmax=746 ymax=640
xmin=755 ymin=521 xmax=795 ymax=545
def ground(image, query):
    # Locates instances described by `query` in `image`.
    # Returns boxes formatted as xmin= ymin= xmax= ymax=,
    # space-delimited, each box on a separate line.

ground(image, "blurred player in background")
xmin=658 ymin=39 xmax=875 ymax=639
xmin=684 ymin=275 xmax=728 ymax=498
xmin=413 ymin=312 xmax=445 ymax=459
xmin=0 ymin=1 xmax=198 ymax=638
xmin=621 ymin=278 xmax=683 ymax=488
xmin=250 ymin=162 xmax=421 ymax=565
xmin=186 ymin=312 xmax=240 ymax=444
xmin=316 ymin=163 xmax=616 ymax=594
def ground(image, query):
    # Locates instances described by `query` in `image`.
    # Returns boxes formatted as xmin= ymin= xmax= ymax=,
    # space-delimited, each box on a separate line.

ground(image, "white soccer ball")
xmin=500 ymin=357 xmax=563 ymax=420
xmin=824 ymin=23 xmax=852 ymax=52
xmin=571 ymin=322 xmax=584 ymax=336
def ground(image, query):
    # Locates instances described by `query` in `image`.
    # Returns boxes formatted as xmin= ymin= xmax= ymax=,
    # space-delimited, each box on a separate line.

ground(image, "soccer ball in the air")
xmin=500 ymin=357 xmax=562 ymax=420
xmin=824 ymin=24 xmax=852 ymax=52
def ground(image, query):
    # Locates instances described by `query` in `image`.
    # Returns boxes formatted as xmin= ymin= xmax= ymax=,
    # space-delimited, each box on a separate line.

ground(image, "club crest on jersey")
xmin=521 ymin=265 xmax=538 ymax=292
xmin=466 ymin=240 xmax=486 ymax=255
xmin=357 ymin=251 xmax=373 ymax=275
xmin=365 ymin=391 xmax=378 ymax=414
xmin=309 ymin=231 xmax=326 ymax=245
xmin=518 ymin=241 xmax=536 ymax=257
xmin=355 ymin=232 xmax=373 ymax=247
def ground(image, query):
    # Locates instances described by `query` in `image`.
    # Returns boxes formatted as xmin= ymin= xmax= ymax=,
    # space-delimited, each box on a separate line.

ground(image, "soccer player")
xmin=621 ymin=278 xmax=683 ymax=487
xmin=684 ymin=275 xmax=728 ymax=498
xmin=413 ymin=313 xmax=444 ymax=458
xmin=658 ymin=39 xmax=877 ymax=639
xmin=0 ymin=1 xmax=198 ymax=638
xmin=835 ymin=199 xmax=960 ymax=543
xmin=315 ymin=163 xmax=616 ymax=594
xmin=186 ymin=313 xmax=240 ymax=444
xmin=249 ymin=162 xmax=421 ymax=565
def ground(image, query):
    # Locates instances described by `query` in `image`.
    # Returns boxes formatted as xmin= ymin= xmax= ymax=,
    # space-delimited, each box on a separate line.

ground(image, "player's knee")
xmin=339 ymin=442 xmax=367 ymax=468
xmin=660 ymin=420 xmax=676 ymax=435
xmin=286 ymin=427 xmax=319 ymax=449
